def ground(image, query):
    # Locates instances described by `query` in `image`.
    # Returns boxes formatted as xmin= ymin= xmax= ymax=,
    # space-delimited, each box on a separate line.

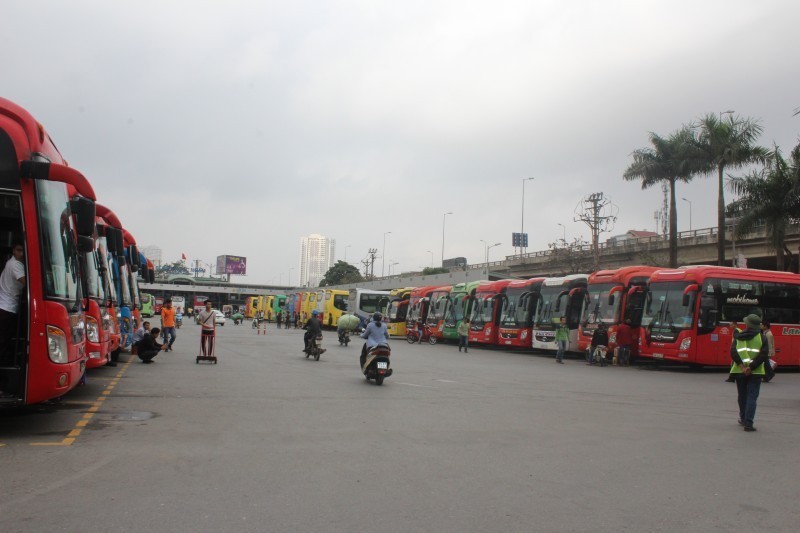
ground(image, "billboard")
xmin=216 ymin=255 xmax=247 ymax=275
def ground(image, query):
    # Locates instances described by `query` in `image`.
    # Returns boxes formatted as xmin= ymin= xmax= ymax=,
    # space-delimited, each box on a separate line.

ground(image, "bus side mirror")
xmin=149 ymin=269 xmax=155 ymax=283
xmin=77 ymin=235 xmax=94 ymax=253
xmin=113 ymin=229 xmax=125 ymax=260
xmin=682 ymin=284 xmax=698 ymax=307
xmin=70 ymin=197 xmax=96 ymax=238
xmin=607 ymin=293 xmax=615 ymax=306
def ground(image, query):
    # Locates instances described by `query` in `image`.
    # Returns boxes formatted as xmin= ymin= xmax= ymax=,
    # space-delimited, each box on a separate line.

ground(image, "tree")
xmin=696 ymin=113 xmax=768 ymax=265
xmin=623 ymin=127 xmax=704 ymax=267
xmin=319 ymin=261 xmax=363 ymax=286
xmin=727 ymin=145 xmax=800 ymax=271
xmin=156 ymin=260 xmax=190 ymax=276
xmin=421 ymin=267 xmax=448 ymax=275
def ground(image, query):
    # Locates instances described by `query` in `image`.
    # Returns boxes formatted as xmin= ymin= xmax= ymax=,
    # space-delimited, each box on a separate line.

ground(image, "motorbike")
xmin=362 ymin=343 xmax=392 ymax=385
xmin=176 ymin=314 xmax=183 ymax=328
xmin=338 ymin=329 xmax=351 ymax=347
xmin=305 ymin=335 xmax=325 ymax=361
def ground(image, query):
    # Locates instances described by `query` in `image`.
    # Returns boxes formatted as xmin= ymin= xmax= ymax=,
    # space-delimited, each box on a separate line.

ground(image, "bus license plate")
xmin=653 ymin=353 xmax=664 ymax=359
xmin=377 ymin=362 xmax=388 ymax=369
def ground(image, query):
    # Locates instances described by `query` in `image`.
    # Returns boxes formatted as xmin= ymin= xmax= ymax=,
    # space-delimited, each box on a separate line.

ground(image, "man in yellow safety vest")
xmin=729 ymin=314 xmax=769 ymax=432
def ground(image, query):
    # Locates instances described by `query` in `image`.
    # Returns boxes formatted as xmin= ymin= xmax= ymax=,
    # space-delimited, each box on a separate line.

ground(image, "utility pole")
xmin=574 ymin=192 xmax=617 ymax=268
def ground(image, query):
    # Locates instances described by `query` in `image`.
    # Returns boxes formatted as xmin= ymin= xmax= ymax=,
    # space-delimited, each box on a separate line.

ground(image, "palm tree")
xmin=728 ymin=146 xmax=800 ymax=271
xmin=696 ymin=114 xmax=768 ymax=265
xmin=623 ymin=127 xmax=704 ymax=267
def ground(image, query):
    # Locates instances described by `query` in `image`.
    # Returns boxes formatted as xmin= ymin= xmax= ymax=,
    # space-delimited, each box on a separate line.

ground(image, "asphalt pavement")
xmin=2 ymin=319 xmax=799 ymax=532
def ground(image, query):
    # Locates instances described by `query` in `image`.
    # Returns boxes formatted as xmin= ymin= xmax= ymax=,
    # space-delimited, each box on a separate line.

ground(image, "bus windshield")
xmin=427 ymin=293 xmax=450 ymax=324
xmin=583 ymin=282 xmax=622 ymax=327
xmin=84 ymin=251 xmax=105 ymax=300
xmin=533 ymin=285 xmax=569 ymax=328
xmin=500 ymin=287 xmax=533 ymax=328
xmin=642 ymin=281 xmax=695 ymax=335
xmin=446 ymin=292 xmax=467 ymax=323
xmin=387 ymin=300 xmax=408 ymax=323
xmin=36 ymin=181 xmax=81 ymax=309
xmin=471 ymin=294 xmax=494 ymax=327
xmin=119 ymin=263 xmax=132 ymax=306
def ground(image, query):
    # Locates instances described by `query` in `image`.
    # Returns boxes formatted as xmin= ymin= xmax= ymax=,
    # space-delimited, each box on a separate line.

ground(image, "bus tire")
xmin=429 ymin=336 xmax=438 ymax=345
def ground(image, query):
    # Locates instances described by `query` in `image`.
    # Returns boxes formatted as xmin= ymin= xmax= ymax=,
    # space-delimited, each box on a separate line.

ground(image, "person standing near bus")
xmin=760 ymin=320 xmax=776 ymax=383
xmin=197 ymin=300 xmax=216 ymax=357
xmin=457 ymin=318 xmax=470 ymax=353
xmin=161 ymin=299 xmax=177 ymax=351
xmin=276 ymin=311 xmax=282 ymax=329
xmin=615 ymin=319 xmax=634 ymax=367
xmin=554 ymin=317 xmax=569 ymax=364
xmin=0 ymin=242 xmax=25 ymax=369
xmin=730 ymin=314 xmax=769 ymax=432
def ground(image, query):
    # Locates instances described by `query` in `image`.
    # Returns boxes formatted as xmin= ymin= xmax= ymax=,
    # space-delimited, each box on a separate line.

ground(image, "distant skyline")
xmin=3 ymin=1 xmax=798 ymax=283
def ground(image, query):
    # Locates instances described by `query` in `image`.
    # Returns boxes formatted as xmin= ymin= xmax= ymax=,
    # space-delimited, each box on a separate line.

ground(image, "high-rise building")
xmin=299 ymin=234 xmax=335 ymax=287
xmin=140 ymin=245 xmax=163 ymax=266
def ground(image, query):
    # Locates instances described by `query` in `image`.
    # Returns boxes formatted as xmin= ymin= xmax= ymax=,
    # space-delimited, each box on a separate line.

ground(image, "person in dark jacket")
xmin=138 ymin=327 xmax=166 ymax=364
xmin=303 ymin=310 xmax=323 ymax=353
xmin=729 ymin=314 xmax=769 ymax=432
xmin=587 ymin=323 xmax=609 ymax=365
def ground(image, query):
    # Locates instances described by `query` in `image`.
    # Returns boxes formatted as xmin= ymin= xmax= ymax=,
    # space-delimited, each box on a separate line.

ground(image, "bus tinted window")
xmin=37 ymin=181 xmax=80 ymax=307
xmin=333 ymin=294 xmax=347 ymax=311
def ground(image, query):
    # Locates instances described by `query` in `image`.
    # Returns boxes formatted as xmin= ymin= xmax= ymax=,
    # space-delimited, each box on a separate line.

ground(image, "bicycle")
xmin=406 ymin=324 xmax=438 ymax=345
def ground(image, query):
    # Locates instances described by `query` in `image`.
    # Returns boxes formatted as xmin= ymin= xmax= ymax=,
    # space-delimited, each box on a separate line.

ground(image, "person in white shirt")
xmin=0 ymin=242 xmax=26 ymax=366
xmin=196 ymin=301 xmax=216 ymax=356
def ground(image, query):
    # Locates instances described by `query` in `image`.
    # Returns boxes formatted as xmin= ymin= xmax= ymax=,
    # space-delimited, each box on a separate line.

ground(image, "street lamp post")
xmin=426 ymin=250 xmax=433 ymax=268
xmin=382 ymin=231 xmax=391 ymax=277
xmin=441 ymin=212 xmax=452 ymax=266
xmin=344 ymin=244 xmax=351 ymax=262
xmin=719 ymin=109 xmax=735 ymax=122
xmin=520 ymin=177 xmax=535 ymax=255
xmin=557 ymin=223 xmax=566 ymax=245
xmin=487 ymin=242 xmax=502 ymax=264
xmin=389 ymin=262 xmax=399 ymax=275
xmin=682 ymin=197 xmax=692 ymax=232
xmin=288 ymin=267 xmax=294 ymax=286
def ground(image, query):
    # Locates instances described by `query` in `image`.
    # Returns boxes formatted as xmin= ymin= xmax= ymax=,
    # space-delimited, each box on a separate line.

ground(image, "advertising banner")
xmin=216 ymin=255 xmax=247 ymax=275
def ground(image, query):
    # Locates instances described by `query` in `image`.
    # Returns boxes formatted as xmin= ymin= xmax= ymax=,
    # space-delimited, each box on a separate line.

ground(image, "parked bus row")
xmin=348 ymin=265 xmax=800 ymax=368
xmin=244 ymin=289 xmax=349 ymax=328
xmin=0 ymin=98 xmax=155 ymax=405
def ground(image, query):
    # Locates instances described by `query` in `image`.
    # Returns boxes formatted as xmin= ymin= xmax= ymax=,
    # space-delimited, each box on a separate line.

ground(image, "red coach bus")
xmin=640 ymin=266 xmax=800 ymax=367
xmin=405 ymin=286 xmax=436 ymax=334
xmin=578 ymin=266 xmax=658 ymax=353
xmin=468 ymin=280 xmax=512 ymax=345
xmin=426 ymin=285 xmax=452 ymax=340
xmin=0 ymin=98 xmax=97 ymax=404
xmin=497 ymin=277 xmax=545 ymax=348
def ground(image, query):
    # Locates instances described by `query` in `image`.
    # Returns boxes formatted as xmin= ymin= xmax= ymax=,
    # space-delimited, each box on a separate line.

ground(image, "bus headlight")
xmin=86 ymin=316 xmax=99 ymax=343
xmin=47 ymin=326 xmax=69 ymax=363
xmin=680 ymin=337 xmax=692 ymax=351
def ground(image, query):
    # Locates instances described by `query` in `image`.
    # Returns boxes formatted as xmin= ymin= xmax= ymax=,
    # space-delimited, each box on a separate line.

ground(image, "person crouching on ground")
xmin=131 ymin=320 xmax=151 ymax=355
xmin=730 ymin=314 xmax=769 ymax=432
xmin=138 ymin=327 xmax=166 ymax=364
xmin=360 ymin=312 xmax=389 ymax=369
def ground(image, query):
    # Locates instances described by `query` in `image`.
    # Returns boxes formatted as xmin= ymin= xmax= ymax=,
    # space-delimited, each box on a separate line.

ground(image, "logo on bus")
xmin=782 ymin=327 xmax=800 ymax=336
xmin=726 ymin=295 xmax=759 ymax=305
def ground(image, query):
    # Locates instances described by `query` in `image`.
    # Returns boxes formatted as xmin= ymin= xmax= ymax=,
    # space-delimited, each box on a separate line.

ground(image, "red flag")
xmin=181 ymin=253 xmax=187 ymax=260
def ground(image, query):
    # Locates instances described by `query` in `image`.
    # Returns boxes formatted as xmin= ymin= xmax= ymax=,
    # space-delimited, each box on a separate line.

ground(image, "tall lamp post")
xmin=344 ymin=244 xmax=351 ymax=262
xmin=426 ymin=250 xmax=433 ymax=268
xmin=288 ymin=267 xmax=294 ymax=286
xmin=486 ymin=242 xmax=502 ymax=264
xmin=389 ymin=262 xmax=399 ymax=276
xmin=441 ymin=212 xmax=452 ymax=266
xmin=520 ymin=177 xmax=535 ymax=255
xmin=682 ymin=197 xmax=692 ymax=232
xmin=382 ymin=231 xmax=391 ymax=277
xmin=557 ymin=222 xmax=566 ymax=245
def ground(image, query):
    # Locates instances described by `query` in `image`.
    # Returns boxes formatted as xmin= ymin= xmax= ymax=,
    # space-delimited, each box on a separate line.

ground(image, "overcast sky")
xmin=3 ymin=0 xmax=798 ymax=284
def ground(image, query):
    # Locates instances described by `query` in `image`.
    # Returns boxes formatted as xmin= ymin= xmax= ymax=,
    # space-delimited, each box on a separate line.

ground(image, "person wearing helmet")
xmin=360 ymin=312 xmax=390 ymax=369
xmin=302 ymin=309 xmax=323 ymax=353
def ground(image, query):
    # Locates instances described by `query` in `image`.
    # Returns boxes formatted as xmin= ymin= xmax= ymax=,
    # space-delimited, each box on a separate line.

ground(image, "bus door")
xmin=0 ymin=193 xmax=27 ymax=399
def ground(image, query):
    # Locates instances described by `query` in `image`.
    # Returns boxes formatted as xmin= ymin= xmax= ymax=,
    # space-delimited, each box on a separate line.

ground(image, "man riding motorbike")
xmin=303 ymin=309 xmax=323 ymax=354
xmin=360 ymin=312 xmax=390 ymax=369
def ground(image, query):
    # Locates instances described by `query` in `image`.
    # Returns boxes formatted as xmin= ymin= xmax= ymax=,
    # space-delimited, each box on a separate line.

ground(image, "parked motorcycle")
xmin=305 ymin=335 xmax=325 ymax=361
xmin=338 ymin=329 xmax=351 ymax=347
xmin=361 ymin=343 xmax=392 ymax=385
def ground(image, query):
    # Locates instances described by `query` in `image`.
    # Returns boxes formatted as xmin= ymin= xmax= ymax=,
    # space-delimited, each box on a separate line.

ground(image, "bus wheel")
xmin=429 ymin=336 xmax=438 ymax=345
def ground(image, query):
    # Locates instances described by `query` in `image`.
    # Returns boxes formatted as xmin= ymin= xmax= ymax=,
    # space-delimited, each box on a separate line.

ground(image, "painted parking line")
xmin=28 ymin=357 xmax=135 ymax=447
